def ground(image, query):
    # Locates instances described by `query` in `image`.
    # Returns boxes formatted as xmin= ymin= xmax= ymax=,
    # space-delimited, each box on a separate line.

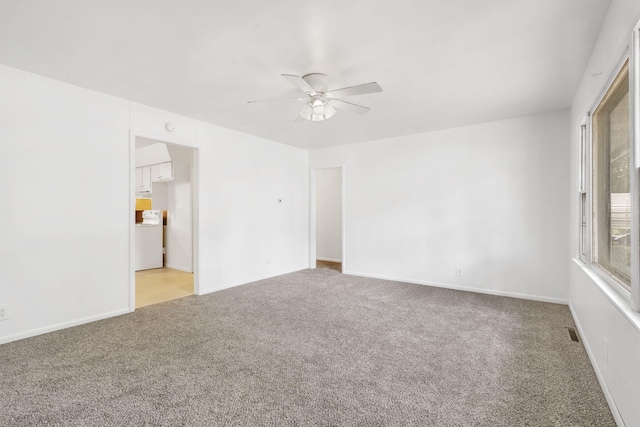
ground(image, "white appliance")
xmin=141 ymin=209 xmax=161 ymax=225
xmin=135 ymin=210 xmax=163 ymax=271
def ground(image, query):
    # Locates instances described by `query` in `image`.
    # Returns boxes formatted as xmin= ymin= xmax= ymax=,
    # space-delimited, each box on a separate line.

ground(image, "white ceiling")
xmin=0 ymin=0 xmax=611 ymax=150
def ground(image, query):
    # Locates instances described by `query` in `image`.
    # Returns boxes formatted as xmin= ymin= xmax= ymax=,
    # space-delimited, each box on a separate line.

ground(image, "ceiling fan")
xmin=248 ymin=73 xmax=382 ymax=121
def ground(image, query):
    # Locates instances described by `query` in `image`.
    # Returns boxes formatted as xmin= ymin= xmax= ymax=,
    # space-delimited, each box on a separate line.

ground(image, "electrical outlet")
xmin=455 ymin=266 xmax=464 ymax=277
xmin=0 ymin=305 xmax=9 ymax=321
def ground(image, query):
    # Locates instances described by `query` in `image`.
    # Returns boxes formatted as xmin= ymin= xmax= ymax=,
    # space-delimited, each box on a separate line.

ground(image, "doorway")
xmin=130 ymin=135 xmax=199 ymax=309
xmin=310 ymin=166 xmax=344 ymax=273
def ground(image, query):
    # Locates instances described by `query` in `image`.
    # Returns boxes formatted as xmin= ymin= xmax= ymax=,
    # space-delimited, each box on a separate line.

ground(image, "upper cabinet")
xmin=136 ymin=162 xmax=189 ymax=193
xmin=135 ymin=166 xmax=151 ymax=192
xmin=149 ymin=161 xmax=189 ymax=183
xmin=150 ymin=162 xmax=173 ymax=181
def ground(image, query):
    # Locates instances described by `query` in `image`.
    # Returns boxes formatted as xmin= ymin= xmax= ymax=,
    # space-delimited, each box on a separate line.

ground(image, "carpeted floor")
xmin=0 ymin=268 xmax=614 ymax=426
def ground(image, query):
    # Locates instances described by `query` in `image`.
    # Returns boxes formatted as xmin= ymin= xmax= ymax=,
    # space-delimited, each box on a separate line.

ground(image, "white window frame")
xmin=578 ymin=119 xmax=589 ymax=264
xmin=630 ymin=19 xmax=640 ymax=311
xmin=582 ymin=19 xmax=640 ymax=312
xmin=588 ymin=56 xmax=632 ymax=299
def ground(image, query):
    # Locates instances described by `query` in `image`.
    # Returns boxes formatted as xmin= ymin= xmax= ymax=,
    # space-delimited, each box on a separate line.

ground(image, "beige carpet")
xmin=0 ymin=268 xmax=614 ymax=426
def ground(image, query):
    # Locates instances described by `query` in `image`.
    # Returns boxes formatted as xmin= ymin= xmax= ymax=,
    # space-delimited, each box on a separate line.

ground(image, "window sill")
xmin=573 ymin=258 xmax=640 ymax=334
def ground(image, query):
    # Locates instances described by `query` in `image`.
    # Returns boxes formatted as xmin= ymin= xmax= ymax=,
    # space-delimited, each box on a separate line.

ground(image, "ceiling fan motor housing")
xmin=301 ymin=73 xmax=331 ymax=94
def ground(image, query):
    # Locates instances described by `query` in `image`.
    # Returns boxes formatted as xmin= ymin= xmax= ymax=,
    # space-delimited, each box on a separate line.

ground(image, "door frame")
xmin=309 ymin=164 xmax=345 ymax=271
xmin=129 ymin=131 xmax=200 ymax=311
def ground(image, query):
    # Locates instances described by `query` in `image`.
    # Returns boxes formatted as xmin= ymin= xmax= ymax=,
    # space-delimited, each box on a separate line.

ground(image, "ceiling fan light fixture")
xmin=299 ymin=103 xmax=313 ymax=120
xmin=258 ymin=73 xmax=380 ymax=122
xmin=300 ymin=98 xmax=336 ymax=122
xmin=312 ymin=99 xmax=325 ymax=115
xmin=321 ymin=102 xmax=336 ymax=120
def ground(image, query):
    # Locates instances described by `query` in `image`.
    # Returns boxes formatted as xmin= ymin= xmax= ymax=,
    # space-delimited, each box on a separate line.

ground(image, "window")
xmin=579 ymin=123 xmax=588 ymax=263
xmin=591 ymin=60 xmax=631 ymax=290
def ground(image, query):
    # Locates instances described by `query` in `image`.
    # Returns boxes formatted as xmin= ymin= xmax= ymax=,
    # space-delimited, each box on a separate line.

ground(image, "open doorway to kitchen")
xmin=309 ymin=166 xmax=344 ymax=273
xmin=131 ymin=135 xmax=199 ymax=309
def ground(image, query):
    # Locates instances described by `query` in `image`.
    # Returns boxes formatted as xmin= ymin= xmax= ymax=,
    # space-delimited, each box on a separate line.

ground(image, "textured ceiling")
xmin=0 ymin=0 xmax=611 ymax=149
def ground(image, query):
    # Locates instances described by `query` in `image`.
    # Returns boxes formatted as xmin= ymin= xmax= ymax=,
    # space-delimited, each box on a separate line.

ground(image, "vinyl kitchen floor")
xmin=135 ymin=267 xmax=194 ymax=308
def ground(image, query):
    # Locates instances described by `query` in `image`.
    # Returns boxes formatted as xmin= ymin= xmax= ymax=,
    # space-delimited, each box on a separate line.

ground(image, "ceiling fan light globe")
xmin=312 ymin=99 xmax=325 ymax=115
xmin=324 ymin=103 xmax=337 ymax=118
xmin=299 ymin=103 xmax=313 ymax=120
xmin=299 ymin=97 xmax=337 ymax=121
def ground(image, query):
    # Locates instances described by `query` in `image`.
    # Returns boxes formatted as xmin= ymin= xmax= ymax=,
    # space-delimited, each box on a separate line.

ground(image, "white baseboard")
xmin=198 ymin=266 xmax=307 ymax=296
xmin=164 ymin=263 xmax=193 ymax=273
xmin=316 ymin=257 xmax=342 ymax=263
xmin=569 ymin=303 xmax=624 ymax=427
xmin=0 ymin=307 xmax=131 ymax=345
xmin=343 ymin=270 xmax=569 ymax=305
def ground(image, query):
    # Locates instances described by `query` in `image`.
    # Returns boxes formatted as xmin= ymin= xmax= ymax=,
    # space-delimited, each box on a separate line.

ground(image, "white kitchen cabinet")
xmin=135 ymin=166 xmax=151 ymax=192
xmin=150 ymin=161 xmax=189 ymax=182
xmin=150 ymin=161 xmax=173 ymax=181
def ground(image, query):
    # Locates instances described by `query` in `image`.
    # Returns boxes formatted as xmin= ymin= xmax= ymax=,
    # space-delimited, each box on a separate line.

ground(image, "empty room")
xmin=1 ymin=1 xmax=640 ymax=426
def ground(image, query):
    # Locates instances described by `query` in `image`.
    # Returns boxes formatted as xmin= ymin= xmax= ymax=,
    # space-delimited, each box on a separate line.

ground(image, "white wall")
xmin=0 ymin=65 xmax=309 ymax=344
xmin=194 ymin=121 xmax=309 ymax=292
xmin=0 ymin=64 xmax=131 ymax=342
xmin=129 ymin=103 xmax=309 ymax=293
xmin=316 ymin=168 xmax=342 ymax=262
xmin=310 ymin=110 xmax=570 ymax=303
xmin=568 ymin=1 xmax=640 ymax=425
xmin=150 ymin=181 xmax=168 ymax=211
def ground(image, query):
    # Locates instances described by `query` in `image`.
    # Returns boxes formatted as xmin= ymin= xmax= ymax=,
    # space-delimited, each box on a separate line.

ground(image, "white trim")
xmin=129 ymin=129 xmax=136 ymax=311
xmin=588 ymin=52 xmax=637 ymax=309
xmin=0 ymin=308 xmax=131 ymax=345
xmin=591 ymin=263 xmax=633 ymax=301
xmin=586 ymin=113 xmax=594 ymax=269
xmin=309 ymin=164 xmax=346 ymax=272
xmin=573 ymin=258 xmax=640 ymax=334
xmin=343 ymin=270 xmax=569 ymax=305
xmin=569 ymin=303 xmax=625 ymax=427
xmin=578 ymin=117 xmax=590 ymax=264
xmin=191 ymin=146 xmax=200 ymax=295
xmin=132 ymin=130 xmax=199 ymax=149
xmin=197 ymin=267 xmax=307 ymax=295
xmin=589 ymin=52 xmax=631 ymax=116
xmin=316 ymin=257 xmax=342 ymax=263
xmin=309 ymin=170 xmax=317 ymax=269
xmin=631 ymin=19 xmax=640 ymax=311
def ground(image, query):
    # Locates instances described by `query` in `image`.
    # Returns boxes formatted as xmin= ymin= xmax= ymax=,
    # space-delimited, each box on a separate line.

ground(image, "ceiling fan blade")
xmin=327 ymin=82 xmax=382 ymax=97
xmin=328 ymin=98 xmax=370 ymax=115
xmin=247 ymin=98 xmax=306 ymax=104
xmin=282 ymin=74 xmax=316 ymax=95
